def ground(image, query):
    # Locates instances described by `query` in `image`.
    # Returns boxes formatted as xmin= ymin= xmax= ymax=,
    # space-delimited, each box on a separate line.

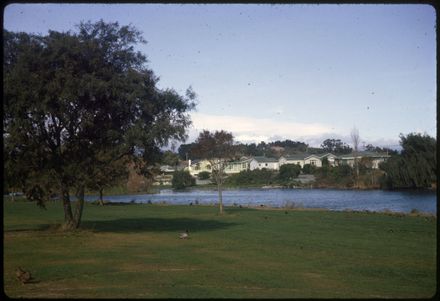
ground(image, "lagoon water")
xmin=85 ymin=188 xmax=437 ymax=214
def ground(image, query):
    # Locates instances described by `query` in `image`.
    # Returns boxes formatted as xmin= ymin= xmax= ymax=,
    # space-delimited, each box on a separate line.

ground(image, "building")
xmin=336 ymin=151 xmax=390 ymax=169
xmin=249 ymin=156 xmax=280 ymax=171
xmin=279 ymin=153 xmax=337 ymax=168
xmin=186 ymin=159 xmax=212 ymax=176
xmin=224 ymin=157 xmax=253 ymax=174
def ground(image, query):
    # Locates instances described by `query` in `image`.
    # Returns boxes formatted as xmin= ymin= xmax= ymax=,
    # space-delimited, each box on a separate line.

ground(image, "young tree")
xmin=350 ymin=127 xmax=360 ymax=188
xmin=191 ymin=130 xmax=236 ymax=214
xmin=3 ymin=21 xmax=195 ymax=230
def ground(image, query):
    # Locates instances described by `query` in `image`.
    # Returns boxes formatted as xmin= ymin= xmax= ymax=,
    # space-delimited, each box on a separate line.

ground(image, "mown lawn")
xmin=3 ymin=200 xmax=437 ymax=298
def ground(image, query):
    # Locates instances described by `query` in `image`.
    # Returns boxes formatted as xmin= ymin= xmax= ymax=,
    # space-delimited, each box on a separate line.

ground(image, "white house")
xmin=186 ymin=159 xmax=212 ymax=176
xmin=279 ymin=153 xmax=337 ymax=168
xmin=249 ymin=156 xmax=280 ymax=171
xmin=279 ymin=154 xmax=308 ymax=167
xmin=224 ymin=158 xmax=253 ymax=174
xmin=336 ymin=151 xmax=390 ymax=169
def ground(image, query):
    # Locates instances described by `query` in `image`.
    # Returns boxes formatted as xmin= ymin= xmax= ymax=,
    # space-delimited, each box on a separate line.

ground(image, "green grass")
xmin=3 ymin=200 xmax=437 ymax=298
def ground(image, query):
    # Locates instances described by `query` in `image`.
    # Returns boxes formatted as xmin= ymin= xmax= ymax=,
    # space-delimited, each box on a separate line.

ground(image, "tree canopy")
xmin=320 ymin=139 xmax=352 ymax=155
xmin=379 ymin=133 xmax=436 ymax=189
xmin=3 ymin=20 xmax=195 ymax=229
xmin=191 ymin=130 xmax=236 ymax=214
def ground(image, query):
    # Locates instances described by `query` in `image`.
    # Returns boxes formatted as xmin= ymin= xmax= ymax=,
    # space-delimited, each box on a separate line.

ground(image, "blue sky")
xmin=4 ymin=4 xmax=436 ymax=149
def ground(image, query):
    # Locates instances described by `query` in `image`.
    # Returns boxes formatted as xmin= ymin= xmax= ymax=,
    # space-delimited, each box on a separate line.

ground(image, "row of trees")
xmin=178 ymin=138 xmax=398 ymax=161
xmin=4 ymin=21 xmax=196 ymax=229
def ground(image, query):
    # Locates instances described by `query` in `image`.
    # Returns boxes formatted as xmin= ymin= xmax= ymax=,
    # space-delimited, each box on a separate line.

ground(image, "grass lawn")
xmin=3 ymin=200 xmax=437 ymax=298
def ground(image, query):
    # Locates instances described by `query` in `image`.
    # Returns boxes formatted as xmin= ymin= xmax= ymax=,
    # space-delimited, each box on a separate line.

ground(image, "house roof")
xmin=338 ymin=151 xmax=391 ymax=159
xmin=319 ymin=153 xmax=336 ymax=158
xmin=282 ymin=154 xmax=309 ymax=160
xmin=229 ymin=158 xmax=253 ymax=164
xmin=252 ymin=156 xmax=279 ymax=163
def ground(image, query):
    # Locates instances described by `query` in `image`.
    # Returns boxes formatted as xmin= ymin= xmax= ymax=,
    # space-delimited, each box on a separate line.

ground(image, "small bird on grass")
xmin=179 ymin=229 xmax=189 ymax=239
xmin=16 ymin=267 xmax=33 ymax=284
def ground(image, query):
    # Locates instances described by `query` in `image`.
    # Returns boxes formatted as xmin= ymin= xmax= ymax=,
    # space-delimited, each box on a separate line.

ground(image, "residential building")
xmin=186 ymin=159 xmax=212 ymax=176
xmin=279 ymin=153 xmax=337 ymax=168
xmin=225 ymin=157 xmax=253 ymax=174
xmin=249 ymin=156 xmax=280 ymax=171
xmin=336 ymin=151 xmax=390 ymax=169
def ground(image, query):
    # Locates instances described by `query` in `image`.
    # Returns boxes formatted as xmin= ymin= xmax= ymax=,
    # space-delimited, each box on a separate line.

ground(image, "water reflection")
xmin=84 ymin=188 xmax=436 ymax=214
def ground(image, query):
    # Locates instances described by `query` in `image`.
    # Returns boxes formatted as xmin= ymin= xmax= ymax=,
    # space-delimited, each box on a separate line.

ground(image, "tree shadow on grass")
xmin=81 ymin=217 xmax=240 ymax=233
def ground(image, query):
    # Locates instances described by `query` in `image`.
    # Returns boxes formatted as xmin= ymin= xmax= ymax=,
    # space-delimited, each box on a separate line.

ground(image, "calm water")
xmin=85 ymin=188 xmax=437 ymax=214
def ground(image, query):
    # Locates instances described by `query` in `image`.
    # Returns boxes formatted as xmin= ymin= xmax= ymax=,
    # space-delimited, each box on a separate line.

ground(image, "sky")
xmin=3 ymin=3 xmax=437 ymax=149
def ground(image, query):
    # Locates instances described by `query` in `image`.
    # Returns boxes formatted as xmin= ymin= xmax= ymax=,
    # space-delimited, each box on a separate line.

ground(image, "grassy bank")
xmin=3 ymin=201 xmax=437 ymax=298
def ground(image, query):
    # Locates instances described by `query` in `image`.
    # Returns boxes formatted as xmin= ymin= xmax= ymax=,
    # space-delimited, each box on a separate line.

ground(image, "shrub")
xmin=172 ymin=170 xmax=195 ymax=190
xmin=198 ymin=171 xmax=211 ymax=180
xmin=278 ymin=164 xmax=301 ymax=181
xmin=225 ymin=169 xmax=277 ymax=186
xmin=302 ymin=164 xmax=317 ymax=174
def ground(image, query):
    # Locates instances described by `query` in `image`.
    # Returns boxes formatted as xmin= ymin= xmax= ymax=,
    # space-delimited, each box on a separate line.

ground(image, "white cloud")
xmin=182 ymin=113 xmax=403 ymax=150
xmin=189 ymin=112 xmax=336 ymax=144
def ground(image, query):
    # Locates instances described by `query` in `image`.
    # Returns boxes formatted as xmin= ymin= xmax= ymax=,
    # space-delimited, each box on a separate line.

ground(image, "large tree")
xmin=191 ymin=130 xmax=236 ymax=214
xmin=320 ymin=138 xmax=352 ymax=155
xmin=3 ymin=20 xmax=195 ymax=229
xmin=380 ymin=133 xmax=436 ymax=189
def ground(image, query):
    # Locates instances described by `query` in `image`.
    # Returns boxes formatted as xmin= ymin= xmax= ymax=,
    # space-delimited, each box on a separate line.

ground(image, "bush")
xmin=278 ymin=164 xmax=301 ymax=181
xmin=302 ymin=164 xmax=317 ymax=174
xmin=225 ymin=169 xmax=277 ymax=186
xmin=172 ymin=170 xmax=195 ymax=190
xmin=198 ymin=171 xmax=211 ymax=180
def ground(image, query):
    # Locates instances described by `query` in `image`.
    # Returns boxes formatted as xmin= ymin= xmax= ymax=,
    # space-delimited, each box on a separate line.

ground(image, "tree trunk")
xmin=99 ymin=187 xmax=104 ymax=206
xmin=217 ymin=181 xmax=223 ymax=214
xmin=61 ymin=183 xmax=75 ymax=230
xmin=73 ymin=185 xmax=85 ymax=229
xmin=216 ymin=168 xmax=224 ymax=215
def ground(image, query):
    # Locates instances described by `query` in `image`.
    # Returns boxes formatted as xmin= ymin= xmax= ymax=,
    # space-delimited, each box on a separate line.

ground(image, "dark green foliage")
xmin=302 ymin=164 xmax=317 ymax=174
xmin=226 ymin=140 xmax=308 ymax=158
xmin=314 ymin=164 xmax=354 ymax=188
xmin=177 ymin=143 xmax=197 ymax=160
xmin=380 ymin=133 xmax=436 ymax=189
xmin=161 ymin=150 xmax=180 ymax=167
xmin=172 ymin=170 xmax=195 ymax=190
xmin=225 ymin=169 xmax=277 ymax=186
xmin=198 ymin=171 xmax=211 ymax=180
xmin=3 ymin=21 xmax=195 ymax=228
xmin=270 ymin=139 xmax=308 ymax=150
xmin=278 ymin=164 xmax=301 ymax=182
xmin=365 ymin=144 xmax=398 ymax=155
xmin=320 ymin=139 xmax=352 ymax=155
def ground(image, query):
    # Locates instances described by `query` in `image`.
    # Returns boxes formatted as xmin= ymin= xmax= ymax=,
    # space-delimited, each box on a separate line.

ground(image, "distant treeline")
xmin=178 ymin=138 xmax=398 ymax=160
xmin=176 ymin=133 xmax=435 ymax=190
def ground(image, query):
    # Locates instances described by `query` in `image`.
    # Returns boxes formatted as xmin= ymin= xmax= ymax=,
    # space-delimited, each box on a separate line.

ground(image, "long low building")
xmin=185 ymin=152 xmax=391 ymax=176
